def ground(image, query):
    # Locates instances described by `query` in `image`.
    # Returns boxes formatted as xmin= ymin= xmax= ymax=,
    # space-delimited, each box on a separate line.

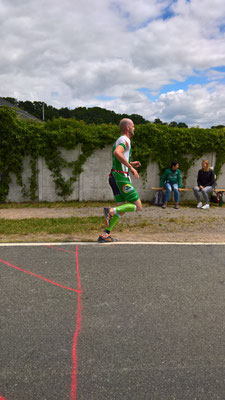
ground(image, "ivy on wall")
xmin=0 ymin=107 xmax=119 ymax=201
xmin=132 ymin=123 xmax=225 ymax=183
xmin=0 ymin=106 xmax=225 ymax=202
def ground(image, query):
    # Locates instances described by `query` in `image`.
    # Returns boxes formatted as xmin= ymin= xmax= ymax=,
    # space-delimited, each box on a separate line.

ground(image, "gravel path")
xmin=0 ymin=204 xmax=225 ymax=219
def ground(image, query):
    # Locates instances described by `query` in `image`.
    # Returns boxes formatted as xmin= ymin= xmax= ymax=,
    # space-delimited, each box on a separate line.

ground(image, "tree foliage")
xmin=3 ymin=97 xmax=148 ymax=125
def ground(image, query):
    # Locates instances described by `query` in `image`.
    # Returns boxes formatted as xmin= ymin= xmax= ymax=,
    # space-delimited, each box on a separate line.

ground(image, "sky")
xmin=1 ymin=0 xmax=225 ymax=127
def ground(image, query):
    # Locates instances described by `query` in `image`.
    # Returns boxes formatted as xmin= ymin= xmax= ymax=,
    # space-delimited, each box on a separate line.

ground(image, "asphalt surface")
xmin=1 ymin=243 xmax=225 ymax=400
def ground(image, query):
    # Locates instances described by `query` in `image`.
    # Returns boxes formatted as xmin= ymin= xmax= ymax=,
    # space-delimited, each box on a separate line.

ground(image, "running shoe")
xmin=201 ymin=204 xmax=210 ymax=209
xmin=97 ymin=233 xmax=118 ymax=243
xmin=104 ymin=207 xmax=113 ymax=227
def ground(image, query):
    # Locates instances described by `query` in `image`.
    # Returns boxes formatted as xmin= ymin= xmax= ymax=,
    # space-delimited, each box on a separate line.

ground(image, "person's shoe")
xmin=174 ymin=203 xmax=179 ymax=209
xmin=197 ymin=202 xmax=203 ymax=208
xmin=201 ymin=204 xmax=210 ymax=210
xmin=97 ymin=233 xmax=118 ymax=243
xmin=162 ymin=203 xmax=167 ymax=209
xmin=104 ymin=207 xmax=113 ymax=227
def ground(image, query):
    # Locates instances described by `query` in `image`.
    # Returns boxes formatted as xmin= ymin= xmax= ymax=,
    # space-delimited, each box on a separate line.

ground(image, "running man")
xmin=98 ymin=118 xmax=142 ymax=243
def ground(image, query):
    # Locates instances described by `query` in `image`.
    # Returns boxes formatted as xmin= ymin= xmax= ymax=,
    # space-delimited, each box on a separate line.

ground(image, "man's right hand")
xmin=130 ymin=166 xmax=139 ymax=179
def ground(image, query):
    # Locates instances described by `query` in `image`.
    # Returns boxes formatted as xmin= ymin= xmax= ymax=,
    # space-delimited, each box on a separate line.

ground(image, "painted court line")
xmin=0 ymin=241 xmax=225 ymax=246
xmin=1 ymin=245 xmax=82 ymax=400
xmin=70 ymin=245 xmax=82 ymax=400
xmin=47 ymin=243 xmax=82 ymax=399
xmin=0 ymin=258 xmax=81 ymax=293
xmin=46 ymin=244 xmax=76 ymax=254
xmin=46 ymin=244 xmax=82 ymax=400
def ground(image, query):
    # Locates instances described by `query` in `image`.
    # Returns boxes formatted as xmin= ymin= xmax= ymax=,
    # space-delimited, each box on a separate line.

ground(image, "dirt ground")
xmin=0 ymin=203 xmax=225 ymax=243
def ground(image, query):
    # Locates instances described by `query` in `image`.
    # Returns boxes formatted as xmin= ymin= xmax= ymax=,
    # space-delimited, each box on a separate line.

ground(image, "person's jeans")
xmin=164 ymin=183 xmax=179 ymax=203
xmin=193 ymin=186 xmax=213 ymax=204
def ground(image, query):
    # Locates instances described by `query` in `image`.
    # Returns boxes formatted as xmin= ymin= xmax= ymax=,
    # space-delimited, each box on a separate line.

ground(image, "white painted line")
xmin=0 ymin=242 xmax=225 ymax=246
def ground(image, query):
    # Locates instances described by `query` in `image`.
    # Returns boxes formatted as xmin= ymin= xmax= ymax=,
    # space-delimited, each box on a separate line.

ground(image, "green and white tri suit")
xmin=109 ymin=135 xmax=139 ymax=203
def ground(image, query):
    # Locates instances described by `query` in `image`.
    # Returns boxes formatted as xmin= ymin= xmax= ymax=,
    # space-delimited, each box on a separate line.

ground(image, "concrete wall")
xmin=7 ymin=156 xmax=33 ymax=202
xmin=37 ymin=148 xmax=80 ymax=202
xmin=6 ymin=146 xmax=225 ymax=202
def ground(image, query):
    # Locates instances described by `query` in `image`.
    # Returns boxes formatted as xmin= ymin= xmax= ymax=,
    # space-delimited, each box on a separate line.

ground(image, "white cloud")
xmin=147 ymin=84 xmax=225 ymax=127
xmin=0 ymin=0 xmax=225 ymax=127
xmin=94 ymin=83 xmax=225 ymax=128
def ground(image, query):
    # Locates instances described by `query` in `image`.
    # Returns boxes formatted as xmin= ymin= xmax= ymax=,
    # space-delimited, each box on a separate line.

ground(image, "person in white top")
xmin=98 ymin=118 xmax=142 ymax=243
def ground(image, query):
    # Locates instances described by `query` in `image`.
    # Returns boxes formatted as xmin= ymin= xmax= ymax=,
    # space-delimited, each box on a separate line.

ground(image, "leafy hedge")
xmin=1 ymin=106 xmax=225 ymax=202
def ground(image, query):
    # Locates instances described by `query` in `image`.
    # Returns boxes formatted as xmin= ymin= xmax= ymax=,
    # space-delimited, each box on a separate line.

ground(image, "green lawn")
xmin=0 ymin=201 xmax=116 ymax=209
xmin=0 ymin=217 xmax=103 ymax=235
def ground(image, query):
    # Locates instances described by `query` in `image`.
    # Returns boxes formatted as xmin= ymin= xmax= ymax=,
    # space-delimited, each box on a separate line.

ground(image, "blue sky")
xmin=1 ymin=0 xmax=225 ymax=127
xmin=138 ymin=66 xmax=225 ymax=101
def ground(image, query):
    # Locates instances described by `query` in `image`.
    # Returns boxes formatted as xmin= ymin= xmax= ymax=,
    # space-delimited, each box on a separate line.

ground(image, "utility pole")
xmin=42 ymin=102 xmax=45 ymax=121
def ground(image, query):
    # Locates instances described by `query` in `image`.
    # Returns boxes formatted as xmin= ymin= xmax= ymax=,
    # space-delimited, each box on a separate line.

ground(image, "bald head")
xmin=119 ymin=118 xmax=133 ymax=133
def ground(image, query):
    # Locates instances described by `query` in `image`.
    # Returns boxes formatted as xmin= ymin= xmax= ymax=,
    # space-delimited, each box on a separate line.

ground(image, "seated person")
xmin=160 ymin=161 xmax=182 ymax=209
xmin=193 ymin=159 xmax=216 ymax=209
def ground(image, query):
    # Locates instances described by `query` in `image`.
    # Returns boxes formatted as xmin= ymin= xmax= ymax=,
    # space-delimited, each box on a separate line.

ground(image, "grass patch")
xmin=0 ymin=217 xmax=103 ymax=235
xmin=167 ymin=218 xmax=176 ymax=223
xmin=0 ymin=201 xmax=153 ymax=209
xmin=0 ymin=215 xmax=160 ymax=235
xmin=0 ymin=201 xmax=115 ymax=209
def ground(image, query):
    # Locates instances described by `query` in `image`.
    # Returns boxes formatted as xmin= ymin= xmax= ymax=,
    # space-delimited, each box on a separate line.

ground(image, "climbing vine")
xmin=132 ymin=123 xmax=225 ymax=184
xmin=0 ymin=106 xmax=225 ymax=202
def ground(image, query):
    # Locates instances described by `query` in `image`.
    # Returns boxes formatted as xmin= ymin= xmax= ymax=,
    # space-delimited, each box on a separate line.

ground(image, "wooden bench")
xmin=150 ymin=187 xmax=225 ymax=205
xmin=151 ymin=187 xmax=225 ymax=192
xmin=151 ymin=187 xmax=192 ymax=191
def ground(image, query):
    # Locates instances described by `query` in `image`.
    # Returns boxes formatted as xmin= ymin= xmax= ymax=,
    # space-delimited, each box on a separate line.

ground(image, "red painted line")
xmin=0 ymin=259 xmax=81 ymax=293
xmin=70 ymin=246 xmax=82 ymax=400
xmin=0 ymin=395 xmax=7 ymax=400
xmin=46 ymin=245 xmax=76 ymax=254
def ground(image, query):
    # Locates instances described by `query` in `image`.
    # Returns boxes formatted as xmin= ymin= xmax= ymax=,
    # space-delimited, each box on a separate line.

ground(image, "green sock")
xmin=108 ymin=214 xmax=120 ymax=232
xmin=115 ymin=203 xmax=136 ymax=213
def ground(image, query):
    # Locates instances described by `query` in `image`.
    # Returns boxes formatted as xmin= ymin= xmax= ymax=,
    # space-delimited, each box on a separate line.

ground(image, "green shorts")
xmin=109 ymin=171 xmax=140 ymax=203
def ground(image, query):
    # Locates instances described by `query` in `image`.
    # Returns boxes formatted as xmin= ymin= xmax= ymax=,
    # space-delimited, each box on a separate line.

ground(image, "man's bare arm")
xmin=114 ymin=145 xmax=139 ymax=179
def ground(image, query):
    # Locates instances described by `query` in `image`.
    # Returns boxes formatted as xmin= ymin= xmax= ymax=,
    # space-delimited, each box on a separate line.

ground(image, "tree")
xmin=153 ymin=118 xmax=163 ymax=124
xmin=211 ymin=125 xmax=225 ymax=129
xmin=129 ymin=113 xmax=148 ymax=124
xmin=169 ymin=121 xmax=178 ymax=127
xmin=177 ymin=122 xmax=188 ymax=128
xmin=3 ymin=97 xmax=18 ymax=106
xmin=3 ymin=98 xmax=149 ymax=124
